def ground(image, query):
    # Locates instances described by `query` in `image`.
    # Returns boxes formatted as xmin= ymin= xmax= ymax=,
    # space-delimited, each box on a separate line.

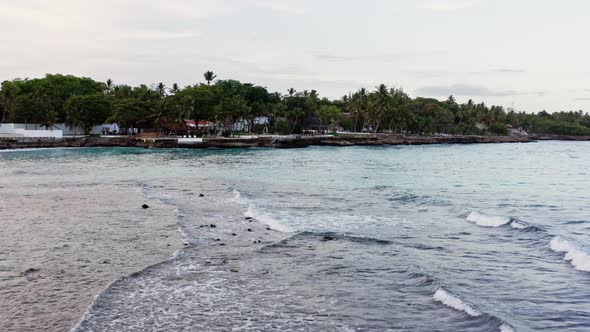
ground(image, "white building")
xmin=0 ymin=123 xmax=63 ymax=138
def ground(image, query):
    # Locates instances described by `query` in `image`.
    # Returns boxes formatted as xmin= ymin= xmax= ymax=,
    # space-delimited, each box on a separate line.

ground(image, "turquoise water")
xmin=2 ymin=142 xmax=590 ymax=331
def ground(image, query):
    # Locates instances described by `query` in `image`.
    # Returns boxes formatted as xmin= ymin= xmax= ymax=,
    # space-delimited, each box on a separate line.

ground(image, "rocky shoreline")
xmin=0 ymin=134 xmax=542 ymax=151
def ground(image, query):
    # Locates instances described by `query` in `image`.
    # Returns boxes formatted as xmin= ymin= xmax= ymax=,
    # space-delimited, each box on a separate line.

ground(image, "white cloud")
xmin=252 ymin=0 xmax=307 ymax=15
xmin=422 ymin=0 xmax=476 ymax=11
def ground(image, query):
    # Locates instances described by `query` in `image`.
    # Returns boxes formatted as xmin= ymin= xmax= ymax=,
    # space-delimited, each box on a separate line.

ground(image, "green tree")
xmin=64 ymin=94 xmax=112 ymax=135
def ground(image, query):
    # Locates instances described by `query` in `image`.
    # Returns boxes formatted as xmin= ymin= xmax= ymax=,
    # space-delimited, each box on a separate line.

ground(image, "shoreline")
xmin=0 ymin=182 xmax=185 ymax=332
xmin=0 ymin=134 xmax=547 ymax=151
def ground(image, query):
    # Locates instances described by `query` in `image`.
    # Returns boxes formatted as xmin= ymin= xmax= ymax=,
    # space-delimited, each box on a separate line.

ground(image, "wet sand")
xmin=0 ymin=184 xmax=184 ymax=332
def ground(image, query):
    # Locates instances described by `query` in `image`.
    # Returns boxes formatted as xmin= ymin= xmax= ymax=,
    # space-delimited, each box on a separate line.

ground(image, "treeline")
xmin=1 ymin=73 xmax=589 ymax=136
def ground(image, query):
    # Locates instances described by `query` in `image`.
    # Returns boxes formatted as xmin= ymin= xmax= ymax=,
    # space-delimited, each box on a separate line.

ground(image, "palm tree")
xmin=204 ymin=71 xmax=217 ymax=85
xmin=287 ymin=88 xmax=296 ymax=96
xmin=157 ymin=82 xmax=167 ymax=97
xmin=169 ymin=83 xmax=180 ymax=95
xmin=106 ymin=79 xmax=113 ymax=91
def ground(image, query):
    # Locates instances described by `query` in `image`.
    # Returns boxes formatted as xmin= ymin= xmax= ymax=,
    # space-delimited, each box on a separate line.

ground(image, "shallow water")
xmin=1 ymin=142 xmax=590 ymax=331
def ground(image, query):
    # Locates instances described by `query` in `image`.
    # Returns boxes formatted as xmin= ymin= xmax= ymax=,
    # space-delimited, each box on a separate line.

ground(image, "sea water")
xmin=1 ymin=141 xmax=589 ymax=331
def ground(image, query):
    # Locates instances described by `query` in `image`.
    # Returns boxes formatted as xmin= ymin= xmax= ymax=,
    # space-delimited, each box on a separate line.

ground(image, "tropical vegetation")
xmin=1 ymin=73 xmax=589 ymax=136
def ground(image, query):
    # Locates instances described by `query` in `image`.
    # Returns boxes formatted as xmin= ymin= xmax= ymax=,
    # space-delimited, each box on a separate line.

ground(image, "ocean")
xmin=1 ymin=141 xmax=589 ymax=331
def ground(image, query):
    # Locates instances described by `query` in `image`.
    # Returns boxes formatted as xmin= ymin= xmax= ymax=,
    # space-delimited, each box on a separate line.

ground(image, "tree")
xmin=64 ymin=94 xmax=112 ymax=135
xmin=204 ymin=71 xmax=217 ymax=85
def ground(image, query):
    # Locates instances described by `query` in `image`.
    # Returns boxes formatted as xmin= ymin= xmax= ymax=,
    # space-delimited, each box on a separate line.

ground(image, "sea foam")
xmin=466 ymin=211 xmax=511 ymax=228
xmin=550 ymin=236 xmax=590 ymax=272
xmin=245 ymin=204 xmax=294 ymax=233
xmin=433 ymin=288 xmax=481 ymax=317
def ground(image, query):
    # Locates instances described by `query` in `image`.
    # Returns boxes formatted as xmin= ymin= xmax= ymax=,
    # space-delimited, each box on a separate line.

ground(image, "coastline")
xmin=0 ymin=134 xmax=540 ymax=151
xmin=0 ymin=182 xmax=185 ymax=332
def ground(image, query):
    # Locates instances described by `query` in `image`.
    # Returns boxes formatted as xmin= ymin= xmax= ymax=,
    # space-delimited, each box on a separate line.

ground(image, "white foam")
xmin=466 ymin=211 xmax=511 ymax=228
xmin=550 ymin=236 xmax=590 ymax=272
xmin=500 ymin=323 xmax=516 ymax=332
xmin=433 ymin=288 xmax=481 ymax=317
xmin=510 ymin=220 xmax=528 ymax=229
xmin=232 ymin=188 xmax=243 ymax=204
xmin=245 ymin=204 xmax=294 ymax=233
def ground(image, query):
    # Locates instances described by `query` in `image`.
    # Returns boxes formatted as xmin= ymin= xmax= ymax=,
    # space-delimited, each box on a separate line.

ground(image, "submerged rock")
xmin=141 ymin=204 xmax=150 ymax=209
xmin=21 ymin=268 xmax=40 ymax=276
xmin=199 ymin=194 xmax=205 ymax=197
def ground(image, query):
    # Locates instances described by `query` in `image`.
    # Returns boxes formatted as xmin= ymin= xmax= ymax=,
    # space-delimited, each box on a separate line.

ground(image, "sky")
xmin=0 ymin=0 xmax=589 ymax=112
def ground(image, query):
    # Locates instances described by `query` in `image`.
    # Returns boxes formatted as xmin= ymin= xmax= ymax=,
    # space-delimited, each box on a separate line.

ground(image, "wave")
xmin=232 ymin=188 xmax=242 ymax=203
xmin=244 ymin=204 xmax=294 ymax=233
xmin=433 ymin=288 xmax=515 ymax=332
xmin=71 ymin=248 xmax=185 ymax=332
xmin=550 ymin=236 xmax=590 ymax=272
xmin=433 ymin=288 xmax=482 ymax=317
xmin=466 ymin=211 xmax=512 ymax=228
xmin=500 ymin=323 xmax=516 ymax=332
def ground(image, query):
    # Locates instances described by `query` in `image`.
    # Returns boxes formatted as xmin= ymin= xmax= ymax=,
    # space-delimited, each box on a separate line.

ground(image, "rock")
xmin=199 ymin=194 xmax=205 ymax=197
xmin=230 ymin=268 xmax=239 ymax=273
xmin=210 ymin=224 xmax=217 ymax=228
xmin=219 ymin=243 xmax=226 ymax=246
xmin=266 ymin=227 xmax=271 ymax=230
xmin=141 ymin=204 xmax=150 ymax=209
xmin=215 ymin=238 xmax=221 ymax=242
xmin=322 ymin=235 xmax=336 ymax=241
xmin=101 ymin=260 xmax=110 ymax=264
xmin=247 ymin=228 xmax=253 ymax=232
xmin=245 ymin=217 xmax=253 ymax=220
xmin=231 ymin=233 xmax=237 ymax=236
xmin=21 ymin=268 xmax=40 ymax=276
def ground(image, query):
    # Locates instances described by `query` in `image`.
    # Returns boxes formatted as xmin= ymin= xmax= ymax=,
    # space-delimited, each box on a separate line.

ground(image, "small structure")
xmin=0 ymin=123 xmax=63 ymax=138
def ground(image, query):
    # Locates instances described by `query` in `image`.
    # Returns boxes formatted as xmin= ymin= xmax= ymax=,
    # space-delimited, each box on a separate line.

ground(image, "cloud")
xmin=415 ymin=84 xmax=520 ymax=97
xmin=252 ymin=0 xmax=306 ymax=14
xmin=575 ymin=97 xmax=590 ymax=101
xmin=422 ymin=0 xmax=476 ymax=11
xmin=313 ymin=50 xmax=446 ymax=63
xmin=471 ymin=68 xmax=527 ymax=75
xmin=119 ymin=31 xmax=199 ymax=41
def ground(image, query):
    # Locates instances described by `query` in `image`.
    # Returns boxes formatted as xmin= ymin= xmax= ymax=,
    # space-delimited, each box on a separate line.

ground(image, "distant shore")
xmin=0 ymin=134 xmax=524 ymax=150
xmin=1 ymin=133 xmax=589 ymax=151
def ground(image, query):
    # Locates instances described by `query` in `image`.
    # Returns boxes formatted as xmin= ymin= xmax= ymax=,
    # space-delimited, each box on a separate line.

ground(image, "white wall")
xmin=0 ymin=123 xmax=63 ymax=138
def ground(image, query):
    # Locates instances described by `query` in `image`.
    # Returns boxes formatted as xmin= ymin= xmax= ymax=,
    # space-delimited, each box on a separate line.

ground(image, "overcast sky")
xmin=1 ymin=0 xmax=589 ymax=112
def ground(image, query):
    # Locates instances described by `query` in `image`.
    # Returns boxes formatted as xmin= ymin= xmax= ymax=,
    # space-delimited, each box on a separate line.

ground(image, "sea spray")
xmin=433 ymin=288 xmax=481 ymax=317
xmin=550 ymin=237 xmax=590 ymax=272
xmin=466 ymin=211 xmax=512 ymax=228
xmin=244 ymin=204 xmax=295 ymax=233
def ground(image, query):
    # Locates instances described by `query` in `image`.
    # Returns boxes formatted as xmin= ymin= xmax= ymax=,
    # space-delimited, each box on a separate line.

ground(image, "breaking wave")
xmin=244 ymin=204 xmax=294 ymax=233
xmin=433 ymin=288 xmax=482 ymax=317
xmin=466 ymin=211 xmax=512 ymax=228
xmin=433 ymin=288 xmax=515 ymax=332
xmin=550 ymin=237 xmax=590 ymax=272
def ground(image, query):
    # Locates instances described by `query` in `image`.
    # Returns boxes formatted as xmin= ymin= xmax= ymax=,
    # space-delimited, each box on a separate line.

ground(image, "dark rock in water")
xmin=219 ymin=243 xmax=226 ymax=246
xmin=245 ymin=217 xmax=253 ymax=220
xmin=266 ymin=227 xmax=271 ymax=230
xmin=215 ymin=238 xmax=221 ymax=242
xmin=199 ymin=194 xmax=205 ymax=197
xmin=141 ymin=204 xmax=150 ymax=209
xmin=247 ymin=228 xmax=253 ymax=232
xmin=322 ymin=235 xmax=336 ymax=241
xmin=210 ymin=224 xmax=217 ymax=228
xmin=101 ymin=260 xmax=110 ymax=264
xmin=231 ymin=233 xmax=237 ymax=236
xmin=21 ymin=268 xmax=40 ymax=276
xmin=230 ymin=268 xmax=239 ymax=273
